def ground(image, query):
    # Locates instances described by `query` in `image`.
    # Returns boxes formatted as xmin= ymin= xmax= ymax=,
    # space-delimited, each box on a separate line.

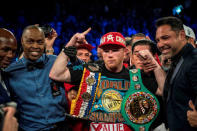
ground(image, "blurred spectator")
xmin=124 ymin=37 xmax=132 ymax=68
xmin=183 ymin=24 xmax=197 ymax=48
xmin=76 ymin=43 xmax=94 ymax=63
xmin=0 ymin=0 xmax=197 ymax=61
xmin=0 ymin=28 xmax=18 ymax=131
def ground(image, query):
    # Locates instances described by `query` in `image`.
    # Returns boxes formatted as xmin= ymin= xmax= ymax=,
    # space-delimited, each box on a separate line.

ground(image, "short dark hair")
xmin=22 ymin=25 xmax=44 ymax=38
xmin=130 ymin=33 xmax=146 ymax=45
xmin=155 ymin=16 xmax=184 ymax=33
xmin=132 ymin=39 xmax=157 ymax=55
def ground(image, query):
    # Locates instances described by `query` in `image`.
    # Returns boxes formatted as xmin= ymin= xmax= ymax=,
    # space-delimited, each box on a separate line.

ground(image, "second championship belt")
xmin=70 ymin=65 xmax=101 ymax=118
xmin=121 ymin=69 xmax=160 ymax=131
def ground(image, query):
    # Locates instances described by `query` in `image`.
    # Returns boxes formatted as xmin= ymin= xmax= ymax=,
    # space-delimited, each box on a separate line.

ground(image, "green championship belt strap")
xmin=121 ymin=69 xmax=160 ymax=131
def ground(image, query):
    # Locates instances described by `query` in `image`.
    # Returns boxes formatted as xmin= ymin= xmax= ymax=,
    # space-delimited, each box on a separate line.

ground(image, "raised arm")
xmin=139 ymin=50 xmax=166 ymax=96
xmin=45 ymin=28 xmax=58 ymax=55
xmin=49 ymin=28 xmax=91 ymax=82
xmin=153 ymin=62 xmax=166 ymax=96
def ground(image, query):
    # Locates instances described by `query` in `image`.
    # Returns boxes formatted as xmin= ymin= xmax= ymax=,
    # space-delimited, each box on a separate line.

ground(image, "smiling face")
xmin=102 ymin=45 xmax=125 ymax=72
xmin=21 ymin=28 xmax=45 ymax=61
xmin=0 ymin=29 xmax=17 ymax=68
xmin=0 ymin=37 xmax=17 ymax=68
xmin=156 ymin=24 xmax=186 ymax=58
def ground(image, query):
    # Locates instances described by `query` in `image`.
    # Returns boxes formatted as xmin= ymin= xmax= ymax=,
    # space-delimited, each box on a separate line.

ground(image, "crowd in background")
xmin=1 ymin=0 xmax=197 ymax=131
xmin=0 ymin=0 xmax=196 ymax=60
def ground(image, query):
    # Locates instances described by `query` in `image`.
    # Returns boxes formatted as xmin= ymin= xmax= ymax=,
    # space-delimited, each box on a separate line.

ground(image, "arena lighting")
xmin=173 ymin=5 xmax=183 ymax=15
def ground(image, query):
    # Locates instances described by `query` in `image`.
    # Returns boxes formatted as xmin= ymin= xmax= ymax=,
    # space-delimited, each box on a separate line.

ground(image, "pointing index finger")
xmin=82 ymin=27 xmax=91 ymax=35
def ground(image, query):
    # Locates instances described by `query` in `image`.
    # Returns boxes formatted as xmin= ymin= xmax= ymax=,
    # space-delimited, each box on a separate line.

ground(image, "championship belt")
xmin=70 ymin=67 xmax=101 ymax=118
xmin=121 ymin=69 xmax=160 ymax=131
xmin=89 ymin=76 xmax=129 ymax=123
xmin=91 ymin=88 xmax=124 ymax=113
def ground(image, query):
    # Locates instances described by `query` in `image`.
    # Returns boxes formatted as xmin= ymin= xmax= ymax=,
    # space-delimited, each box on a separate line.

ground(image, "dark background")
xmin=0 ymin=0 xmax=196 ymax=60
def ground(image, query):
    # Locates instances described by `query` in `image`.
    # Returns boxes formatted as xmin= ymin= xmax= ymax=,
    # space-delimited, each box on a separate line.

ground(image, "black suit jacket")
xmin=165 ymin=44 xmax=197 ymax=131
xmin=0 ymin=71 xmax=11 ymax=104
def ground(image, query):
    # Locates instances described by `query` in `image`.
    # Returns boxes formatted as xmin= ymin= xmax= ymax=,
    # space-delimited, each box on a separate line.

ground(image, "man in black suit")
xmin=0 ymin=28 xmax=17 ymax=104
xmin=0 ymin=28 xmax=18 ymax=131
xmin=155 ymin=16 xmax=197 ymax=131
